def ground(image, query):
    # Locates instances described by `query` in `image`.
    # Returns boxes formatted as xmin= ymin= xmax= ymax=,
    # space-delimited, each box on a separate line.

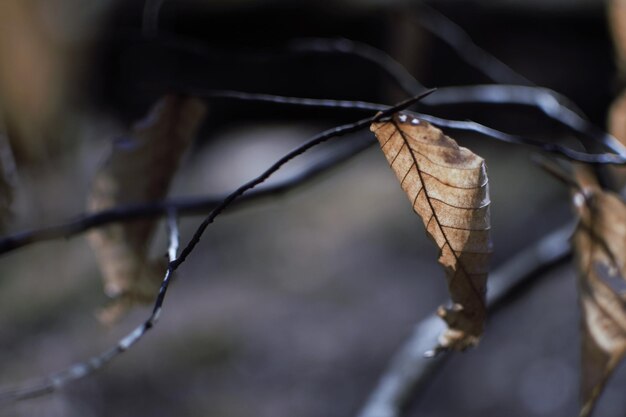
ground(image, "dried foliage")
xmin=568 ymin=166 xmax=626 ymax=417
xmin=4 ymin=3 xmax=626 ymax=416
xmin=609 ymin=0 xmax=626 ymax=185
xmin=370 ymin=112 xmax=491 ymax=351
xmin=610 ymin=0 xmax=626 ymax=79
xmin=0 ymin=0 xmax=97 ymax=163
xmin=87 ymin=95 xmax=207 ymax=323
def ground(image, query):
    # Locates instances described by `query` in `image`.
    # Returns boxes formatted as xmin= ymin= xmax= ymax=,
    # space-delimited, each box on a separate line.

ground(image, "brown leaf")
xmin=87 ymin=95 xmax=207 ymax=322
xmin=571 ymin=166 xmax=626 ymax=417
xmin=608 ymin=0 xmax=626 ymax=187
xmin=370 ymin=113 xmax=491 ymax=351
xmin=609 ymin=0 xmax=626 ymax=78
xmin=0 ymin=0 xmax=107 ymax=163
xmin=608 ymin=90 xmax=626 ymax=187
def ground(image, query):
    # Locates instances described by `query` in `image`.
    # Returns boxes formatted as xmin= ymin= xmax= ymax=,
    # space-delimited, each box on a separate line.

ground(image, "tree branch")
xmin=194 ymin=89 xmax=626 ymax=163
xmin=1 ymin=84 xmax=622 ymax=257
xmin=415 ymin=4 xmax=533 ymax=86
xmin=0 ymin=132 xmax=374 ymax=256
xmin=0 ymin=209 xmax=180 ymax=403
xmin=0 ymin=93 xmax=431 ymax=402
xmin=169 ymin=91 xmax=433 ymax=269
xmin=357 ymin=223 xmax=574 ymax=417
xmin=426 ymin=85 xmax=626 ymax=158
xmin=286 ymin=37 xmax=426 ymax=95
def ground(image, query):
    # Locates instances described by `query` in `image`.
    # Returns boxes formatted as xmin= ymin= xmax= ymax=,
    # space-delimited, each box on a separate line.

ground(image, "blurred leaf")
xmin=0 ymin=0 xmax=69 ymax=161
xmin=609 ymin=0 xmax=626 ymax=187
xmin=608 ymin=90 xmax=626 ymax=188
xmin=609 ymin=0 xmax=626 ymax=78
xmin=571 ymin=166 xmax=626 ymax=417
xmin=87 ymin=95 xmax=207 ymax=323
xmin=370 ymin=113 xmax=491 ymax=351
xmin=0 ymin=0 xmax=110 ymax=163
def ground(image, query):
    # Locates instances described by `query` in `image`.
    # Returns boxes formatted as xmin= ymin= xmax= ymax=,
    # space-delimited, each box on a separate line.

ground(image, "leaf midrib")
xmin=392 ymin=121 xmax=487 ymax=313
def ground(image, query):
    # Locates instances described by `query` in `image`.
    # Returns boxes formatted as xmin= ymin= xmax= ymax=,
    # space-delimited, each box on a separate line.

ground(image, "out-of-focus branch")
xmin=170 ymin=91 xmax=433 ymax=268
xmin=426 ymin=85 xmax=626 ymax=158
xmin=0 ymin=132 xmax=374 ymax=256
xmin=198 ymin=86 xmax=621 ymax=156
xmin=0 ymin=209 xmax=180 ymax=403
xmin=193 ymin=89 xmax=626 ymax=163
xmin=357 ymin=224 xmax=574 ymax=417
xmin=412 ymin=111 xmax=626 ymax=164
xmin=136 ymin=29 xmax=612 ymax=155
xmin=0 ymin=93 xmax=430 ymax=402
xmin=287 ymin=38 xmax=426 ymax=95
xmin=415 ymin=4 xmax=533 ymax=86
xmin=1 ymin=86 xmax=614 ymax=257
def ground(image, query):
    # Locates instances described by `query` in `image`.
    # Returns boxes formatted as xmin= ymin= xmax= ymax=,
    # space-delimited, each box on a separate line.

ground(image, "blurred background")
xmin=0 ymin=0 xmax=620 ymax=416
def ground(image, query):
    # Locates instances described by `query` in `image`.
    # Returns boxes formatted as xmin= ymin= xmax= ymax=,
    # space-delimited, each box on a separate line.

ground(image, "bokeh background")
xmin=0 ymin=0 xmax=621 ymax=416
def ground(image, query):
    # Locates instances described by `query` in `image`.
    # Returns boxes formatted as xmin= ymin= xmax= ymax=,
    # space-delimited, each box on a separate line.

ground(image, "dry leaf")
xmin=609 ymin=0 xmax=626 ymax=78
xmin=87 ymin=95 xmax=207 ymax=322
xmin=608 ymin=90 xmax=626 ymax=188
xmin=608 ymin=0 xmax=626 ymax=187
xmin=370 ymin=112 xmax=491 ymax=351
xmin=571 ymin=166 xmax=626 ymax=417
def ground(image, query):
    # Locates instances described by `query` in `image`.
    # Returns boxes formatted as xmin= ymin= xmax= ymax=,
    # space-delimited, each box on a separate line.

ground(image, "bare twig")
xmin=197 ymin=84 xmax=626 ymax=156
xmin=411 ymin=111 xmax=626 ymax=164
xmin=284 ymin=36 xmax=620 ymax=158
xmin=357 ymin=223 xmax=574 ymax=417
xmin=1 ymin=85 xmax=622 ymax=257
xmin=287 ymin=38 xmax=426 ymax=95
xmin=197 ymin=89 xmax=626 ymax=163
xmin=427 ymin=85 xmax=626 ymax=158
xmin=0 ymin=209 xmax=180 ymax=403
xmin=415 ymin=4 xmax=532 ymax=86
xmin=0 ymin=93 xmax=431 ymax=402
xmin=0 ymin=134 xmax=373 ymax=255
xmin=198 ymin=88 xmax=626 ymax=159
xmin=170 ymin=91 xmax=434 ymax=269
xmin=136 ymin=28 xmax=613 ymax=157
xmin=196 ymin=89 xmax=384 ymax=112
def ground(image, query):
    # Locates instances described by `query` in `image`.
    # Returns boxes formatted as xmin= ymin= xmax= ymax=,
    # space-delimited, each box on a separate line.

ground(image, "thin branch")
xmin=283 ymin=37 xmax=623 ymax=159
xmin=357 ymin=223 xmax=574 ymax=417
xmin=196 ymin=89 xmax=384 ymax=112
xmin=135 ymin=29 xmax=614 ymax=156
xmin=198 ymin=87 xmax=626 ymax=158
xmin=413 ymin=5 xmax=588 ymax=119
xmin=427 ymin=85 xmax=626 ymax=158
xmin=0 ymin=133 xmax=374 ymax=256
xmin=412 ymin=111 xmax=626 ymax=164
xmin=415 ymin=4 xmax=533 ymax=86
xmin=0 ymin=93 xmax=430 ymax=402
xmin=0 ymin=87 xmax=621 ymax=257
xmin=0 ymin=209 xmax=180 ymax=403
xmin=170 ymin=91 xmax=434 ymax=269
xmin=287 ymin=38 xmax=425 ymax=95
xmin=194 ymin=89 xmax=626 ymax=163
xmin=132 ymin=25 xmax=590 ymax=138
